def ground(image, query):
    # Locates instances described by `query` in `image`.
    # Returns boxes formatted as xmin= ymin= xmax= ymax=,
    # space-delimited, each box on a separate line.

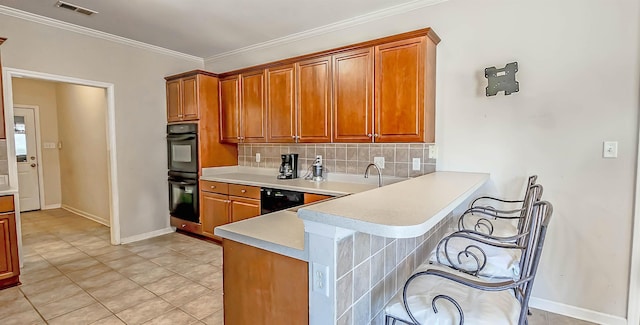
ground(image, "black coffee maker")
xmin=278 ymin=154 xmax=299 ymax=179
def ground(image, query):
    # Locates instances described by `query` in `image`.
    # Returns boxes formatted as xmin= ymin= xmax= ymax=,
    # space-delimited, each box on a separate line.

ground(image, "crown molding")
xmin=0 ymin=5 xmax=203 ymax=64
xmin=204 ymin=0 xmax=448 ymax=66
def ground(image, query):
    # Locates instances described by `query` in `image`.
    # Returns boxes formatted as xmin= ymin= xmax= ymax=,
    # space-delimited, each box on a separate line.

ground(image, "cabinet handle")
xmin=210 ymin=185 xmax=216 ymax=189
xmin=367 ymin=133 xmax=372 ymax=138
xmin=374 ymin=133 xmax=379 ymax=137
xmin=241 ymin=189 xmax=247 ymax=193
xmin=291 ymin=135 xmax=296 ymax=139
xmin=181 ymin=224 xmax=186 ymax=228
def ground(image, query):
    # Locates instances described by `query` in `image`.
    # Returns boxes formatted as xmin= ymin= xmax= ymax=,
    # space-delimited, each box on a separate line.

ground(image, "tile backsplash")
xmin=238 ymin=143 xmax=436 ymax=178
xmin=336 ymin=215 xmax=456 ymax=325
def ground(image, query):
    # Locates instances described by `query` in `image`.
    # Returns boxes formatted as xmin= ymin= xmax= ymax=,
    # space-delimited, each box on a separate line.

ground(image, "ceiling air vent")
xmin=55 ymin=1 xmax=98 ymax=16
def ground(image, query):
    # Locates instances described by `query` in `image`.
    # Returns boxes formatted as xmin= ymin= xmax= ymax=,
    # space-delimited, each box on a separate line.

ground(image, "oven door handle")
xmin=167 ymin=134 xmax=196 ymax=141
xmin=168 ymin=179 xmax=197 ymax=186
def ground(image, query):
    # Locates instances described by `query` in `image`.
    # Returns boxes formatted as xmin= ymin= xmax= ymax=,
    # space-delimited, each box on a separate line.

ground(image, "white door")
xmin=14 ymin=107 xmax=41 ymax=212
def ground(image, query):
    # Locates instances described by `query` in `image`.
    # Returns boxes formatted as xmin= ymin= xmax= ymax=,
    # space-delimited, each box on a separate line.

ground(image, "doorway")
xmin=2 ymin=68 xmax=120 ymax=245
xmin=14 ymin=106 xmax=41 ymax=212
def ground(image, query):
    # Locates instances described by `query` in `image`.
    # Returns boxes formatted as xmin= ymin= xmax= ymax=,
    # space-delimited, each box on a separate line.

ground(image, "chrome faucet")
xmin=364 ymin=163 xmax=382 ymax=187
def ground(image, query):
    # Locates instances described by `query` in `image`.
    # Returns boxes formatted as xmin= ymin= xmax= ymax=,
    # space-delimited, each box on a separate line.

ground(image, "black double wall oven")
xmin=167 ymin=123 xmax=199 ymax=223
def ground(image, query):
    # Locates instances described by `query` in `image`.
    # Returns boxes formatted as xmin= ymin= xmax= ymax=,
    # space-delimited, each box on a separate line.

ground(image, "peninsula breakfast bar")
xmin=214 ymin=171 xmax=489 ymax=324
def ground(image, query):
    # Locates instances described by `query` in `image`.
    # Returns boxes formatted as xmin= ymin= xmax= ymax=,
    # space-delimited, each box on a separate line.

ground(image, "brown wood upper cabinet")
xmin=333 ymin=48 xmax=374 ymax=143
xmin=220 ymin=71 xmax=267 ymax=143
xmin=266 ymin=59 xmax=332 ymax=143
xmin=296 ymin=56 xmax=332 ymax=143
xmin=266 ymin=64 xmax=296 ymax=142
xmin=219 ymin=28 xmax=439 ymax=144
xmin=166 ymin=75 xmax=199 ymax=122
xmin=375 ymin=36 xmax=434 ymax=143
xmin=220 ymin=75 xmax=241 ymax=142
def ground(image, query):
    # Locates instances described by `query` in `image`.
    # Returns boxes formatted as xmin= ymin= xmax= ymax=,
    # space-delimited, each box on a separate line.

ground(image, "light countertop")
xmin=214 ymin=210 xmax=307 ymax=260
xmin=212 ymin=168 xmax=488 ymax=261
xmin=297 ymin=171 xmax=489 ymax=239
xmin=211 ymin=166 xmax=382 ymax=260
xmin=201 ymin=166 xmax=378 ymax=196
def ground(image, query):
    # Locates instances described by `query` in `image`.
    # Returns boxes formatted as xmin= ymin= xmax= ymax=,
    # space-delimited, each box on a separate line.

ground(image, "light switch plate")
xmin=373 ymin=156 xmax=385 ymax=169
xmin=603 ymin=141 xmax=618 ymax=158
xmin=428 ymin=145 xmax=438 ymax=159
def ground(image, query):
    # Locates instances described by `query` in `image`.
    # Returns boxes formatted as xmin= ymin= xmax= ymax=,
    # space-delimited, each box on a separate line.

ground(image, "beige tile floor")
xmin=0 ymin=209 xmax=223 ymax=325
xmin=0 ymin=208 xmax=596 ymax=324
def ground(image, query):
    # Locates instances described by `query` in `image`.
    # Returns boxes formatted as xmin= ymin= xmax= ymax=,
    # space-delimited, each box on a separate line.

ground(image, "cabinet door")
xmin=297 ymin=56 xmax=332 ymax=143
xmin=201 ymin=192 xmax=229 ymax=240
xmin=266 ymin=65 xmax=296 ymax=143
xmin=241 ymin=71 xmax=267 ymax=143
xmin=166 ymin=79 xmax=182 ymax=123
xmin=332 ymin=48 xmax=374 ymax=143
xmin=0 ymin=213 xmax=19 ymax=281
xmin=220 ymin=76 xmax=241 ymax=143
xmin=181 ymin=75 xmax=199 ymax=121
xmin=230 ymin=197 xmax=261 ymax=223
xmin=374 ymin=37 xmax=426 ymax=142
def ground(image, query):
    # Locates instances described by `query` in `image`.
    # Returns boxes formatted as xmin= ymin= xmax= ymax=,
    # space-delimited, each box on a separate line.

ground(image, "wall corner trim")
xmin=120 ymin=227 xmax=175 ymax=245
xmin=529 ymin=297 xmax=627 ymax=325
xmin=0 ymin=5 xmax=203 ymax=64
xmin=61 ymin=205 xmax=109 ymax=227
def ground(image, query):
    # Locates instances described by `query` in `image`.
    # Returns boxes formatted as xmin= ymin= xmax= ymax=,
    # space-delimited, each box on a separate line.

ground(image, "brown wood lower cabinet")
xmin=304 ymin=192 xmax=333 ymax=204
xmin=199 ymin=181 xmax=261 ymax=240
xmin=229 ymin=196 xmax=260 ymax=223
xmin=0 ymin=195 xmax=19 ymax=289
xmin=223 ymin=239 xmax=308 ymax=324
xmin=201 ymin=192 xmax=229 ymax=241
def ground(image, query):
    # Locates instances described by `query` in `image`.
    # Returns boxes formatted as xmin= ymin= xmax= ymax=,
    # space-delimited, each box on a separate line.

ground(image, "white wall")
xmin=11 ymin=78 xmax=62 ymax=208
xmin=0 ymin=14 xmax=202 ymax=239
xmin=206 ymin=0 xmax=638 ymax=319
xmin=56 ymin=83 xmax=110 ymax=225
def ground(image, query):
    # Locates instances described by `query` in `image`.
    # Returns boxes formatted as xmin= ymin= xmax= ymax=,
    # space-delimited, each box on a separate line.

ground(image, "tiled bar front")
xmin=305 ymin=214 xmax=456 ymax=325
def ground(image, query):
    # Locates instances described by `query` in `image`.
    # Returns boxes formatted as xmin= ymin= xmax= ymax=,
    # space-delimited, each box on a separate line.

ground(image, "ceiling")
xmin=0 ymin=0 xmax=428 ymax=59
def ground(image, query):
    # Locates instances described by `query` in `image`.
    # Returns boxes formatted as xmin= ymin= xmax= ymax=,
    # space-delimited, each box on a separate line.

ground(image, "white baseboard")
xmin=43 ymin=204 xmax=61 ymax=210
xmin=120 ymin=227 xmax=175 ymax=244
xmin=61 ymin=205 xmax=109 ymax=227
xmin=529 ymin=297 xmax=627 ymax=325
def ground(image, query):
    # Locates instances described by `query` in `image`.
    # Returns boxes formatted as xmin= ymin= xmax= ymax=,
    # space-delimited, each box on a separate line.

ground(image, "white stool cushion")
xmin=428 ymin=235 xmax=522 ymax=280
xmin=385 ymin=264 xmax=521 ymax=325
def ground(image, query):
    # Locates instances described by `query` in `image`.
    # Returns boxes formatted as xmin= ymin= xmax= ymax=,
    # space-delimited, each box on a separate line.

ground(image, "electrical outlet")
xmin=316 ymin=155 xmax=322 ymax=165
xmin=256 ymin=153 xmax=261 ymax=162
xmin=412 ymin=158 xmax=421 ymax=171
xmin=373 ymin=156 xmax=385 ymax=169
xmin=428 ymin=145 xmax=438 ymax=159
xmin=312 ymin=263 xmax=329 ymax=297
xmin=603 ymin=141 xmax=618 ymax=158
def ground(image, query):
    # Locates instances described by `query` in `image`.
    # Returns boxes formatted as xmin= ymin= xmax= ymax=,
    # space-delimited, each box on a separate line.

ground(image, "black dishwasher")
xmin=260 ymin=188 xmax=304 ymax=214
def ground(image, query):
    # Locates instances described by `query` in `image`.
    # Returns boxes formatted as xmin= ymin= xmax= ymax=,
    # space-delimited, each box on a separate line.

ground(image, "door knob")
xmin=30 ymin=163 xmax=36 ymax=167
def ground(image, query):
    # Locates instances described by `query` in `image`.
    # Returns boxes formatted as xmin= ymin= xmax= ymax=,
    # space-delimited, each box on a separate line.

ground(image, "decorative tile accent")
xmin=334 ymin=214 xmax=455 ymax=324
xmin=337 ymin=235 xmax=354 ymax=279
xmin=238 ymin=143 xmax=436 ymax=178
